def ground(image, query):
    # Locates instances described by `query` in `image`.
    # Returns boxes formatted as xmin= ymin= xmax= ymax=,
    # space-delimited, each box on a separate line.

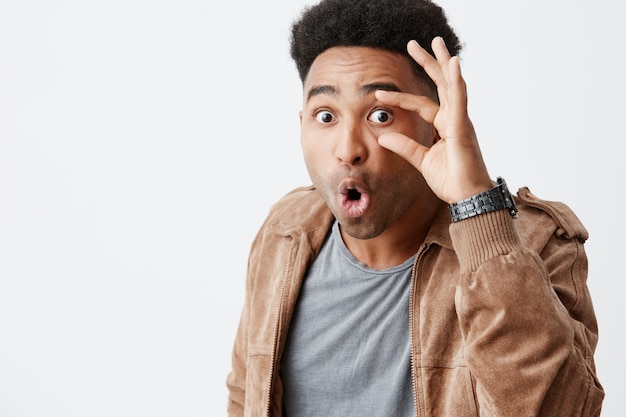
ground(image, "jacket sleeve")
xmin=226 ymin=220 xmax=266 ymax=417
xmin=226 ymin=277 xmax=250 ymax=417
xmin=449 ymin=198 xmax=604 ymax=416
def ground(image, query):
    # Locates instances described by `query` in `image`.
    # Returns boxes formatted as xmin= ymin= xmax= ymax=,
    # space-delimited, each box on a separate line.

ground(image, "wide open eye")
xmin=368 ymin=109 xmax=392 ymax=124
xmin=315 ymin=110 xmax=335 ymax=124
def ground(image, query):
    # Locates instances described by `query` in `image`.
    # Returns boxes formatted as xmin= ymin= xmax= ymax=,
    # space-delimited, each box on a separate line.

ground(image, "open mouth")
xmin=339 ymin=179 xmax=370 ymax=218
xmin=347 ymin=188 xmax=362 ymax=201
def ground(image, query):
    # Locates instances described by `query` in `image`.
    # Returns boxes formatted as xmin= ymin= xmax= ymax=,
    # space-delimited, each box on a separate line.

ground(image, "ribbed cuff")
xmin=449 ymin=209 xmax=522 ymax=273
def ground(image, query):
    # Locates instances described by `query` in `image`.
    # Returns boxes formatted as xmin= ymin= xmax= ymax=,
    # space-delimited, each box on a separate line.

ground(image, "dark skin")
xmin=299 ymin=37 xmax=492 ymax=269
xmin=376 ymin=38 xmax=492 ymax=204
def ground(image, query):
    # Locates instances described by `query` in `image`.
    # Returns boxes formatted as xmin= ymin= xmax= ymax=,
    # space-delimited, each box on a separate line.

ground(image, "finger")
xmin=431 ymin=36 xmax=452 ymax=70
xmin=377 ymin=132 xmax=429 ymax=172
xmin=407 ymin=39 xmax=449 ymax=110
xmin=446 ymin=56 xmax=468 ymax=110
xmin=432 ymin=36 xmax=458 ymax=109
xmin=375 ymin=90 xmax=439 ymax=123
xmin=406 ymin=40 xmax=445 ymax=88
xmin=432 ymin=37 xmax=465 ymax=111
xmin=446 ymin=56 xmax=465 ymax=92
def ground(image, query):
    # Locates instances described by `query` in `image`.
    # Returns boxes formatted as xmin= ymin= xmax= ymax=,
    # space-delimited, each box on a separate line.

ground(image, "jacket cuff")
xmin=449 ymin=209 xmax=523 ymax=273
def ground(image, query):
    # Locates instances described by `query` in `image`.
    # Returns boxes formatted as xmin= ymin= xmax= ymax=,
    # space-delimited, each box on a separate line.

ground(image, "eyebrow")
xmin=306 ymin=82 xmax=401 ymax=102
xmin=361 ymin=82 xmax=401 ymax=96
xmin=306 ymin=85 xmax=336 ymax=102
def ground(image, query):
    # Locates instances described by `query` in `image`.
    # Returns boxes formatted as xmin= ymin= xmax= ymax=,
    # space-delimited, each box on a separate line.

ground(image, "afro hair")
xmin=290 ymin=0 xmax=462 ymax=92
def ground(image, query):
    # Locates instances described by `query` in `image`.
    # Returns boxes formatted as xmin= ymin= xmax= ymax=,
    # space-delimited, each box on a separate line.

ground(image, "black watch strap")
xmin=448 ymin=177 xmax=518 ymax=223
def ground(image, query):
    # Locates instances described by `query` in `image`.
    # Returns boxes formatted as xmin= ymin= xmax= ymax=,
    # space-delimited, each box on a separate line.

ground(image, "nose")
xmin=334 ymin=120 xmax=368 ymax=165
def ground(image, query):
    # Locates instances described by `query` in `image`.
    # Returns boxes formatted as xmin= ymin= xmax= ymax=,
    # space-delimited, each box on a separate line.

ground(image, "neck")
xmin=341 ymin=195 xmax=444 ymax=270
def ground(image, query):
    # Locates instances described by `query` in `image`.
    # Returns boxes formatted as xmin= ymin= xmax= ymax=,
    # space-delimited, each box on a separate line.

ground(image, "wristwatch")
xmin=448 ymin=177 xmax=518 ymax=223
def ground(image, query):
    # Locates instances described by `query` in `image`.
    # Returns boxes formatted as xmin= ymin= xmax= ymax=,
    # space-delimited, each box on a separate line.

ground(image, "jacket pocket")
xmin=420 ymin=365 xmax=478 ymax=417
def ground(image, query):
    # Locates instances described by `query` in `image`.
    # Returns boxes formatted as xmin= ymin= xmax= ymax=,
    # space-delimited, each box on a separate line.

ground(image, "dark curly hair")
xmin=290 ymin=0 xmax=462 ymax=93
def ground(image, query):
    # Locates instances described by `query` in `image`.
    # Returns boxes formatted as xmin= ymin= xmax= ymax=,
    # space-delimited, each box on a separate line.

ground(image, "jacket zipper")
xmin=410 ymin=243 xmax=429 ymax=417
xmin=263 ymin=237 xmax=425 ymax=416
xmin=264 ymin=239 xmax=294 ymax=417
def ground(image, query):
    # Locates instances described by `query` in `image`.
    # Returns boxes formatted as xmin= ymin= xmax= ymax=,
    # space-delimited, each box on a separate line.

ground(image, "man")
xmin=226 ymin=0 xmax=604 ymax=415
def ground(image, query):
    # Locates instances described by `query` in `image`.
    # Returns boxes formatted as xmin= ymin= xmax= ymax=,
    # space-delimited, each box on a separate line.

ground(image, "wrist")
xmin=449 ymin=209 xmax=522 ymax=272
xmin=448 ymin=177 xmax=518 ymax=223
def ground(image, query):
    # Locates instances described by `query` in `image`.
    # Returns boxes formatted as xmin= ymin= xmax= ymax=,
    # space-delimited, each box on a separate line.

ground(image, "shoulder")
xmin=514 ymin=187 xmax=588 ymax=251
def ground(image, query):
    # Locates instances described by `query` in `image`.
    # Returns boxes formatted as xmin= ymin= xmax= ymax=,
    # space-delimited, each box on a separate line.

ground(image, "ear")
xmin=299 ymin=110 xmax=303 ymax=126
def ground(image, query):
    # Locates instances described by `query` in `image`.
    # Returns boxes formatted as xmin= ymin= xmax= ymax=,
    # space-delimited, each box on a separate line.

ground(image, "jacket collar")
xmin=423 ymin=204 xmax=454 ymax=249
xmin=267 ymin=186 xmax=453 ymax=252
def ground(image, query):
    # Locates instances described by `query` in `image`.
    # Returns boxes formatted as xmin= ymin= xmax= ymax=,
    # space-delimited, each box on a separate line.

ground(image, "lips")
xmin=338 ymin=178 xmax=371 ymax=218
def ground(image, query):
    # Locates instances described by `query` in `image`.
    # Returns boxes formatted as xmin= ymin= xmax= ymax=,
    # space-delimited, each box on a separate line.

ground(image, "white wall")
xmin=0 ymin=0 xmax=623 ymax=416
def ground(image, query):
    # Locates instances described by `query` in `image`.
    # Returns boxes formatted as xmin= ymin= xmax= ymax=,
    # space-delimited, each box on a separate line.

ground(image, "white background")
xmin=0 ymin=0 xmax=624 ymax=416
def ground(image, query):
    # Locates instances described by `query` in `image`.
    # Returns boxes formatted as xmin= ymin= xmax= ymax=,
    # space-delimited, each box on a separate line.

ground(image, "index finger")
xmin=375 ymin=90 xmax=439 ymax=123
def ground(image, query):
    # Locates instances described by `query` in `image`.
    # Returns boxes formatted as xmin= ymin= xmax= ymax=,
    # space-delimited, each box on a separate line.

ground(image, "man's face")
xmin=300 ymin=46 xmax=437 ymax=240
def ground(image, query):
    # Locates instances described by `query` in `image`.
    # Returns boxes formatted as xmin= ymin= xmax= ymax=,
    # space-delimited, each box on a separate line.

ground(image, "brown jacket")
xmin=226 ymin=186 xmax=604 ymax=417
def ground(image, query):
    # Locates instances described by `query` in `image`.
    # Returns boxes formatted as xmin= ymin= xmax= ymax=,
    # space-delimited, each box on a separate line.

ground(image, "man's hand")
xmin=375 ymin=37 xmax=492 ymax=204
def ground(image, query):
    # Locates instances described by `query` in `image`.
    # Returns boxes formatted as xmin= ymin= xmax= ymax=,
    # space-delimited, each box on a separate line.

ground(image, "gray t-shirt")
xmin=281 ymin=221 xmax=415 ymax=417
